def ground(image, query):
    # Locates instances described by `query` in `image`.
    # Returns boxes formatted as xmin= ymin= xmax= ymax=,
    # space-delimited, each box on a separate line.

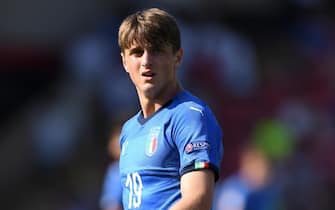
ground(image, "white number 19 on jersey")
xmin=125 ymin=172 xmax=143 ymax=209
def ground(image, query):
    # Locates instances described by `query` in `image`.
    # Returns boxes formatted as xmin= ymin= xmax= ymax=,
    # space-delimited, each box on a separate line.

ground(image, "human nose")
xmin=141 ymin=50 xmax=153 ymax=68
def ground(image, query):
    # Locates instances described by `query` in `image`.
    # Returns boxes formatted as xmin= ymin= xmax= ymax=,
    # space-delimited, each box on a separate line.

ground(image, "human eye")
xmin=151 ymin=49 xmax=162 ymax=55
xmin=150 ymin=45 xmax=171 ymax=56
xmin=130 ymin=48 xmax=144 ymax=57
xmin=149 ymin=48 xmax=164 ymax=56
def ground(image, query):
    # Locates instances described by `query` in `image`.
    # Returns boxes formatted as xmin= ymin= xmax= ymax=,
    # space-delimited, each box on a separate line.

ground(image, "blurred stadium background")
xmin=1 ymin=0 xmax=334 ymax=210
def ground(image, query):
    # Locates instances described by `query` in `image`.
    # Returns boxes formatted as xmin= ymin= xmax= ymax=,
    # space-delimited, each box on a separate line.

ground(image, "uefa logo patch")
xmin=146 ymin=127 xmax=161 ymax=157
xmin=185 ymin=141 xmax=210 ymax=154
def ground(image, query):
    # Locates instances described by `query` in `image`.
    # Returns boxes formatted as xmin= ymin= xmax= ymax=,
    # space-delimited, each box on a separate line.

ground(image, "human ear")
xmin=175 ymin=48 xmax=183 ymax=66
xmin=121 ymin=52 xmax=128 ymax=72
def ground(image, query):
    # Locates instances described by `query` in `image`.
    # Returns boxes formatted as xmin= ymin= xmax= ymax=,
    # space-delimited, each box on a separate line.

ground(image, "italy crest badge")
xmin=146 ymin=127 xmax=160 ymax=157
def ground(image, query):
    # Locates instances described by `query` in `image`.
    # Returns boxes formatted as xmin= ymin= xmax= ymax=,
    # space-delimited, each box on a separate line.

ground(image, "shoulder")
xmin=122 ymin=111 xmax=140 ymax=130
xmin=119 ymin=111 xmax=140 ymax=141
xmin=169 ymin=91 xmax=222 ymax=135
xmin=171 ymin=90 xmax=213 ymax=120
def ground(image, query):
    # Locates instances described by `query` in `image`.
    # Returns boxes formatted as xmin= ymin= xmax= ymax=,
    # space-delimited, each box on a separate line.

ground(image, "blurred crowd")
xmin=1 ymin=1 xmax=334 ymax=210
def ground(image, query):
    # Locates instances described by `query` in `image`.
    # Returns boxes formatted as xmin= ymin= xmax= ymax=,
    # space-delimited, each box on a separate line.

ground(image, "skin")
xmin=121 ymin=43 xmax=183 ymax=118
xmin=121 ymin=43 xmax=215 ymax=209
xmin=169 ymin=170 xmax=215 ymax=210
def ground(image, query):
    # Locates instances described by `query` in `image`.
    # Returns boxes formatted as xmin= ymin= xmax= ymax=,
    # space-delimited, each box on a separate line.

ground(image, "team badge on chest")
xmin=146 ymin=127 xmax=161 ymax=157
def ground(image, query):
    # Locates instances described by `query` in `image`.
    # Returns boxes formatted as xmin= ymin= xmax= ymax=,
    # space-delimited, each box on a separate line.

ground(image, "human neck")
xmin=139 ymin=84 xmax=182 ymax=119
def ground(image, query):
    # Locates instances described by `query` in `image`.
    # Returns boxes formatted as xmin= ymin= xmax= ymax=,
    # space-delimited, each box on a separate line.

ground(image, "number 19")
xmin=125 ymin=172 xmax=143 ymax=209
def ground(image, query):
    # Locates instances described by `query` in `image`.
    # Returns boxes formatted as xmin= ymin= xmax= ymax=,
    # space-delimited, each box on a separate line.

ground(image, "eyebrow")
xmin=128 ymin=46 xmax=144 ymax=54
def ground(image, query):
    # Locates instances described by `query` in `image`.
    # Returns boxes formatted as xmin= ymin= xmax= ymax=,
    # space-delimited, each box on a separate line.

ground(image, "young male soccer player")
xmin=118 ymin=8 xmax=223 ymax=210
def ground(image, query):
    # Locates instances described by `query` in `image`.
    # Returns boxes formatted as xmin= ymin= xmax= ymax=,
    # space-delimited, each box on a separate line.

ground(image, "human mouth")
xmin=141 ymin=71 xmax=156 ymax=78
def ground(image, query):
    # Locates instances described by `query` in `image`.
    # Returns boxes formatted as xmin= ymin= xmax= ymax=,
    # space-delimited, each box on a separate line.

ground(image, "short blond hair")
xmin=118 ymin=8 xmax=181 ymax=53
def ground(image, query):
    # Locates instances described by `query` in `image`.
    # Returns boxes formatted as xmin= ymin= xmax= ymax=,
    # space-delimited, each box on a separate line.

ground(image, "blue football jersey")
xmin=100 ymin=162 xmax=122 ymax=209
xmin=119 ymin=90 xmax=223 ymax=210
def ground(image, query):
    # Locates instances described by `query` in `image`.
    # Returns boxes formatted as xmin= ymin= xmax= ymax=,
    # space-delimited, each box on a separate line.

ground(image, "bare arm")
xmin=169 ymin=169 xmax=215 ymax=210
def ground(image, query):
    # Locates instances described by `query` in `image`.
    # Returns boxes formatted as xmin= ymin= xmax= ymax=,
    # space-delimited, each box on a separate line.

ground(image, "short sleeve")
xmin=172 ymin=105 xmax=223 ymax=181
xmin=100 ymin=162 xmax=123 ymax=209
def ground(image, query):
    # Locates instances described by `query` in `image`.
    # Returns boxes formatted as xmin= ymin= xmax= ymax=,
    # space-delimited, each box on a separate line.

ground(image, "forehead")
xmin=125 ymin=42 xmax=174 ymax=53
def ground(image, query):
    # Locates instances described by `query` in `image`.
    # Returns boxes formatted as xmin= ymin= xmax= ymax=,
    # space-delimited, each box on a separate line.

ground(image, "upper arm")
xmin=170 ymin=169 xmax=216 ymax=210
xmin=169 ymin=103 xmax=223 ymax=209
xmin=173 ymin=105 xmax=223 ymax=180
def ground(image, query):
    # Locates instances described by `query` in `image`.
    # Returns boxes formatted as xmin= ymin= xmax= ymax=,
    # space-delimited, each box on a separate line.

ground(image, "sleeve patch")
xmin=180 ymin=161 xmax=220 ymax=181
xmin=185 ymin=141 xmax=210 ymax=154
xmin=195 ymin=161 xmax=210 ymax=169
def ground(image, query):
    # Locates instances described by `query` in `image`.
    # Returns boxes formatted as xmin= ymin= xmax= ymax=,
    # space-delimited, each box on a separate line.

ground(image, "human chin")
xmin=141 ymin=84 xmax=159 ymax=98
